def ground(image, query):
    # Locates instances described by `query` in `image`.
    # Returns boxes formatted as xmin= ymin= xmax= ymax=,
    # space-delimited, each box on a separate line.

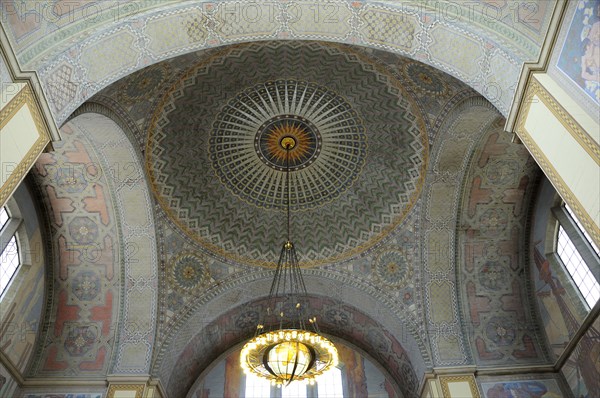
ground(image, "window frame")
xmin=552 ymin=205 xmax=600 ymax=309
xmin=0 ymin=205 xmax=23 ymax=300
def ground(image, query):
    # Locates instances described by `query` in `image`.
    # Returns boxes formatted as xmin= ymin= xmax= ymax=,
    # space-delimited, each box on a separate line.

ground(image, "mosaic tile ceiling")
xmin=210 ymin=79 xmax=367 ymax=210
xmin=145 ymin=42 xmax=428 ymax=267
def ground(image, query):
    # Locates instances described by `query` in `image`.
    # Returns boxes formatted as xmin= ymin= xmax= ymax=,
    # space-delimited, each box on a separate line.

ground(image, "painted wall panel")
xmin=560 ymin=316 xmax=600 ymax=398
xmin=515 ymin=76 xmax=600 ymax=248
xmin=524 ymin=94 xmax=600 ymax=229
xmin=0 ymin=84 xmax=51 ymax=207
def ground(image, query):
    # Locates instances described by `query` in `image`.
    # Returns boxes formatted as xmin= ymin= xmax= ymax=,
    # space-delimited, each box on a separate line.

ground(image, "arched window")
xmin=554 ymin=204 xmax=600 ymax=309
xmin=0 ymin=206 xmax=22 ymax=298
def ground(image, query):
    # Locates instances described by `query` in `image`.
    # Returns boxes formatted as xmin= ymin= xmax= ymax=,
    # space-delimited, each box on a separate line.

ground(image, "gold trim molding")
xmin=529 ymin=78 xmax=599 ymax=163
xmin=515 ymin=76 xmax=600 ymax=248
xmin=106 ymin=384 xmax=145 ymax=398
xmin=439 ymin=375 xmax=481 ymax=398
xmin=0 ymin=83 xmax=51 ymax=207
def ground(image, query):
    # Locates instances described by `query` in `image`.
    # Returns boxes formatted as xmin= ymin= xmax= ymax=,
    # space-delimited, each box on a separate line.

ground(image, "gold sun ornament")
xmin=182 ymin=266 xmax=196 ymax=279
xmin=266 ymin=121 xmax=315 ymax=165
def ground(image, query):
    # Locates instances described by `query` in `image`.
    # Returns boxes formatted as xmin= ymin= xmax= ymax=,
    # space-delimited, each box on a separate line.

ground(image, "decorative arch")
xmin=453 ymin=104 xmax=548 ymax=366
xmin=158 ymin=283 xmax=422 ymax=397
xmin=0 ymin=1 xmax=555 ymax=125
xmin=188 ymin=337 xmax=402 ymax=398
xmin=29 ymin=112 xmax=158 ymax=376
xmin=420 ymin=95 xmax=504 ymax=366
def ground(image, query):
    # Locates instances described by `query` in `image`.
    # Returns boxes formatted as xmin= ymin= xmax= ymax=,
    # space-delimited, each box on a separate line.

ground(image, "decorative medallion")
xmin=325 ymin=309 xmax=350 ymax=327
xmin=72 ymin=271 xmax=101 ymax=301
xmin=255 ymin=115 xmax=322 ymax=171
xmin=373 ymin=248 xmax=413 ymax=287
xmin=68 ymin=216 xmax=99 ymax=245
xmin=56 ymin=166 xmax=88 ymax=193
xmin=403 ymin=63 xmax=450 ymax=97
xmin=64 ymin=325 xmax=97 ymax=356
xmin=485 ymin=317 xmax=516 ymax=346
xmin=478 ymin=261 xmax=508 ymax=291
xmin=118 ymin=63 xmax=170 ymax=104
xmin=235 ymin=311 xmax=259 ymax=329
xmin=146 ymin=41 xmax=428 ymax=266
xmin=485 ymin=160 xmax=519 ymax=185
xmin=479 ymin=208 xmax=508 ymax=235
xmin=210 ymin=80 xmax=366 ymax=210
xmin=168 ymin=252 xmax=211 ymax=294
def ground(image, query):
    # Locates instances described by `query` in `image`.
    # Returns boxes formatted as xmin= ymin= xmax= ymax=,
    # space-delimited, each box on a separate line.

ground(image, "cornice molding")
xmin=0 ymin=22 xmax=60 ymax=142
xmin=505 ymin=0 xmax=568 ymax=133
xmin=0 ymin=349 xmax=24 ymax=386
xmin=514 ymin=77 xmax=600 ymax=248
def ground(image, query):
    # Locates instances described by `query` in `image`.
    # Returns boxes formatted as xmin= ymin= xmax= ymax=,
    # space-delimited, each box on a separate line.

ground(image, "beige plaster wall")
xmin=515 ymin=73 xmax=600 ymax=248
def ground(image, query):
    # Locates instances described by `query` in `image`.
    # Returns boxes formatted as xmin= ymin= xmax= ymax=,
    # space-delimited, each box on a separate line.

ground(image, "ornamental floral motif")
xmin=64 ymin=325 xmax=97 ymax=356
xmin=485 ymin=317 xmax=516 ymax=346
xmin=485 ymin=160 xmax=519 ymax=185
xmin=479 ymin=208 xmax=508 ymax=235
xmin=325 ymin=309 xmax=349 ymax=327
xmin=119 ymin=64 xmax=169 ymax=104
xmin=403 ymin=63 xmax=450 ymax=97
xmin=235 ymin=311 xmax=259 ymax=329
xmin=56 ymin=166 xmax=88 ymax=193
xmin=478 ymin=261 xmax=508 ymax=291
xmin=373 ymin=248 xmax=413 ymax=287
xmin=72 ymin=271 xmax=101 ymax=301
xmin=68 ymin=216 xmax=99 ymax=245
xmin=169 ymin=252 xmax=211 ymax=294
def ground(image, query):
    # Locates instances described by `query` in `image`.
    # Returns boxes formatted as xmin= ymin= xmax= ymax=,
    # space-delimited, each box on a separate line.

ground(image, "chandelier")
xmin=240 ymin=135 xmax=338 ymax=386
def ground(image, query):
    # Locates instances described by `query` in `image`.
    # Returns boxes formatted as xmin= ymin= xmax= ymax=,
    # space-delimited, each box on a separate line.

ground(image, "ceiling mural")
xmin=151 ymin=208 xmax=430 ymax=393
xmin=29 ymin=123 xmax=123 ymax=377
xmin=17 ymin=32 xmax=553 ymax=395
xmin=29 ymin=113 xmax=159 ymax=378
xmin=84 ymin=43 xmax=483 ymax=387
xmin=210 ymin=79 xmax=367 ymax=210
xmin=80 ymin=40 xmax=546 ymax=391
xmin=456 ymin=120 xmax=548 ymax=366
xmin=420 ymin=98 xmax=502 ymax=367
xmin=4 ymin=0 xmax=599 ymax=396
xmin=162 ymin=296 xmax=420 ymax=398
xmin=145 ymin=41 xmax=427 ymax=266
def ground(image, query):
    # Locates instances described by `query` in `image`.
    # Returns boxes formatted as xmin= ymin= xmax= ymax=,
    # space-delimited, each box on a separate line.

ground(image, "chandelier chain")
xmin=240 ymin=135 xmax=337 ymax=385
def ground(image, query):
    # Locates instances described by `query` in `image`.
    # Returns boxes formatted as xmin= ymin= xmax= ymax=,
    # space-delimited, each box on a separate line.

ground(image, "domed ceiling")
xmin=143 ymin=42 xmax=429 ymax=266
xmin=26 ymin=38 xmax=550 ymax=395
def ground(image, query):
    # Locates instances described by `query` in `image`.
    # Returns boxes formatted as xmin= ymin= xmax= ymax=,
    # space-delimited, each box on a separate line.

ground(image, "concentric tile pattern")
xmin=146 ymin=42 xmax=428 ymax=267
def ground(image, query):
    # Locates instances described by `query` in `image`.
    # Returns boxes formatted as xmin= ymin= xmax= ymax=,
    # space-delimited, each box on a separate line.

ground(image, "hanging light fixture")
xmin=240 ymin=135 xmax=338 ymax=386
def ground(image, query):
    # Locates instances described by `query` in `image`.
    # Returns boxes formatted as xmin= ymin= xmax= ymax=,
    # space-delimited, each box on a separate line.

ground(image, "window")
xmin=244 ymin=367 xmax=345 ymax=398
xmin=317 ymin=367 xmax=344 ymax=398
xmin=0 ymin=207 xmax=8 ymax=230
xmin=245 ymin=373 xmax=272 ymax=398
xmin=0 ymin=206 xmax=21 ymax=298
xmin=554 ymin=204 xmax=600 ymax=309
xmin=281 ymin=379 xmax=307 ymax=398
xmin=565 ymin=205 xmax=599 ymax=254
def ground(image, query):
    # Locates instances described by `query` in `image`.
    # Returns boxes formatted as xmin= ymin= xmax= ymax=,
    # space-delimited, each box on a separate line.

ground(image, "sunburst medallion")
xmin=256 ymin=115 xmax=322 ymax=171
